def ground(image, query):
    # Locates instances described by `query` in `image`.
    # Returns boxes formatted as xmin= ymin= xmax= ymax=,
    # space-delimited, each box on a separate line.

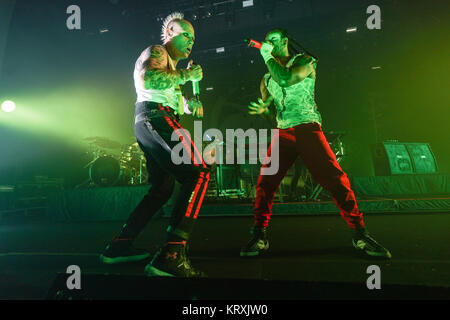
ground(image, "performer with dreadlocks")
xmin=100 ymin=12 xmax=210 ymax=277
xmin=241 ymin=28 xmax=391 ymax=259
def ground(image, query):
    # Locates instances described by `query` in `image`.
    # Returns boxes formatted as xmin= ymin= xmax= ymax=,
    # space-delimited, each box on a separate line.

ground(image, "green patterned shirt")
xmin=264 ymin=54 xmax=322 ymax=129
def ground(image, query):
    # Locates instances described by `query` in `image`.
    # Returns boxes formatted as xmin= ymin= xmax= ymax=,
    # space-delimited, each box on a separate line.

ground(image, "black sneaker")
xmin=352 ymin=230 xmax=392 ymax=259
xmin=144 ymin=242 xmax=206 ymax=278
xmin=99 ymin=237 xmax=150 ymax=264
xmin=240 ymin=226 xmax=269 ymax=257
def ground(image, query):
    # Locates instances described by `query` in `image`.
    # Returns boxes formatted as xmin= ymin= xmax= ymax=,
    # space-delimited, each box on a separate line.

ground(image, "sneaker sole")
xmin=99 ymin=253 xmax=150 ymax=264
xmin=240 ymin=243 xmax=270 ymax=257
xmin=144 ymin=264 xmax=175 ymax=277
xmin=364 ymin=250 xmax=392 ymax=259
xmin=352 ymin=241 xmax=392 ymax=259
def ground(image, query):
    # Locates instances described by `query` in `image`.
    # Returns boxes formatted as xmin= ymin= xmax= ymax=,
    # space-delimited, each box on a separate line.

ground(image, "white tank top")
xmin=133 ymin=46 xmax=180 ymax=110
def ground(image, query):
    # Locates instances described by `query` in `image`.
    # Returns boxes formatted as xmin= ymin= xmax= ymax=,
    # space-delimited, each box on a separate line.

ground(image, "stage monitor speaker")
xmin=372 ymin=142 xmax=414 ymax=175
xmin=372 ymin=141 xmax=438 ymax=176
xmin=405 ymin=143 xmax=438 ymax=174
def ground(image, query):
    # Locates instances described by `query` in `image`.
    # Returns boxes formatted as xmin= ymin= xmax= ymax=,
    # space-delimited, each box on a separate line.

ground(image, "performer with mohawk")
xmin=100 ymin=12 xmax=209 ymax=277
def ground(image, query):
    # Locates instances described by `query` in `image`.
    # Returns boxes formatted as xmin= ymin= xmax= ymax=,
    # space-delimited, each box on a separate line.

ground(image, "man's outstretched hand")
xmin=248 ymin=98 xmax=270 ymax=115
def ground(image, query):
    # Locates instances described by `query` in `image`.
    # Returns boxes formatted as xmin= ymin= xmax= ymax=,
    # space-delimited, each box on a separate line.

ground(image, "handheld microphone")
xmin=192 ymin=80 xmax=200 ymax=99
xmin=244 ymin=38 xmax=262 ymax=50
xmin=188 ymin=60 xmax=200 ymax=100
xmin=245 ymin=37 xmax=319 ymax=62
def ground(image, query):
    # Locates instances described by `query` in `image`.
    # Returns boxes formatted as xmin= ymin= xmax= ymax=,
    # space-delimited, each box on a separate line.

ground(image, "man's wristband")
xmin=261 ymin=52 xmax=274 ymax=64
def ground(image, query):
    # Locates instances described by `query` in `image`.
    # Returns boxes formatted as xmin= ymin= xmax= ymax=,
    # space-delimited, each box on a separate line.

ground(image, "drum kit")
xmin=76 ymin=131 xmax=347 ymax=199
xmin=76 ymin=136 xmax=148 ymax=188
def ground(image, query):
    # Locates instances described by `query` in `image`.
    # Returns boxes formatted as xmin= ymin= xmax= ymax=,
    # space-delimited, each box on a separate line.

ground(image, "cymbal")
xmin=84 ymin=137 xmax=122 ymax=149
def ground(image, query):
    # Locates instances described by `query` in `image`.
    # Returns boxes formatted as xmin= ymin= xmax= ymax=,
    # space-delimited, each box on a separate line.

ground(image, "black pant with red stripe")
xmin=120 ymin=101 xmax=210 ymax=241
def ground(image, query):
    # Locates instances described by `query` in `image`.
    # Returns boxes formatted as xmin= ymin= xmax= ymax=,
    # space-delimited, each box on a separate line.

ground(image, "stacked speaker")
xmin=371 ymin=141 xmax=438 ymax=176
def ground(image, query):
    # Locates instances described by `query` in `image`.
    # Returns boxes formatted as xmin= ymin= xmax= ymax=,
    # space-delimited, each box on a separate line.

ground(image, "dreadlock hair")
xmin=161 ymin=12 xmax=185 ymax=45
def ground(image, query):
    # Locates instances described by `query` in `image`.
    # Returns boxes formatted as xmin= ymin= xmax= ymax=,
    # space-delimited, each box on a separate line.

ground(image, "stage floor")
xmin=1 ymin=212 xmax=449 ymax=299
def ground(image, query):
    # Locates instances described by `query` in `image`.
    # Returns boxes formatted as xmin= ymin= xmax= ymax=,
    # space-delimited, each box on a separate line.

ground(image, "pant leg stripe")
xmin=193 ymin=172 xmax=210 ymax=219
xmin=158 ymin=105 xmax=199 ymax=167
xmin=166 ymin=117 xmax=200 ymax=167
xmin=184 ymin=172 xmax=204 ymax=218
xmin=171 ymin=118 xmax=207 ymax=169
xmin=157 ymin=105 xmax=207 ymax=219
xmin=168 ymin=116 xmax=209 ymax=219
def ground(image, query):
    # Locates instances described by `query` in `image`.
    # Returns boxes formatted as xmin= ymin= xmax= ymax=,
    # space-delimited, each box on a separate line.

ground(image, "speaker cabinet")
xmin=372 ymin=142 xmax=414 ymax=175
xmin=405 ymin=143 xmax=438 ymax=174
xmin=372 ymin=141 xmax=438 ymax=176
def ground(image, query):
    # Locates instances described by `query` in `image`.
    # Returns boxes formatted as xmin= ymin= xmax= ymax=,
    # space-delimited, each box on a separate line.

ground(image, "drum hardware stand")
xmin=139 ymin=156 xmax=144 ymax=184
xmin=75 ymin=149 xmax=102 ymax=189
xmin=75 ymin=176 xmax=95 ymax=189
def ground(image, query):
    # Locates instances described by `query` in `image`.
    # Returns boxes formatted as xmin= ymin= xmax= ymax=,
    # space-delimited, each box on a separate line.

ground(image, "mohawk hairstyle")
xmin=161 ymin=12 xmax=185 ymax=44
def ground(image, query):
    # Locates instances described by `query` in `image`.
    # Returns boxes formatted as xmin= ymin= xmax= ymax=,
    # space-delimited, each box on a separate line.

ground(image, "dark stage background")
xmin=0 ymin=0 xmax=448 ymax=187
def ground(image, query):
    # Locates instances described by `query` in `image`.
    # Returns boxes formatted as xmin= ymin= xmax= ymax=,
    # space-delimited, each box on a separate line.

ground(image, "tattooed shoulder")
xmin=148 ymin=45 xmax=168 ymax=70
xmin=149 ymin=45 xmax=166 ymax=57
xmin=135 ymin=45 xmax=167 ymax=72
xmin=138 ymin=45 xmax=180 ymax=90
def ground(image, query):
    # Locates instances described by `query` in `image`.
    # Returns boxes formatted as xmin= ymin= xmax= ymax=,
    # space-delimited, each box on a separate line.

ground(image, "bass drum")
xmin=89 ymin=156 xmax=122 ymax=187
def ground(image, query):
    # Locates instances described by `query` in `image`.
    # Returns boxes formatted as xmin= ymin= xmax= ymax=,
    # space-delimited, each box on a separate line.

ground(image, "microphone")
xmin=245 ymin=37 xmax=319 ymax=62
xmin=192 ymin=80 xmax=200 ymax=100
xmin=188 ymin=60 xmax=200 ymax=100
xmin=244 ymin=38 xmax=262 ymax=50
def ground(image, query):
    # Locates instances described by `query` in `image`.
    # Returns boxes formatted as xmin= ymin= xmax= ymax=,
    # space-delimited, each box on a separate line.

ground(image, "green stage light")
xmin=1 ymin=100 xmax=16 ymax=113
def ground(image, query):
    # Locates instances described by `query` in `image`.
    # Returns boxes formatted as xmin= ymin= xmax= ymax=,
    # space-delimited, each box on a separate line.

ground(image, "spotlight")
xmin=346 ymin=27 xmax=357 ymax=33
xmin=1 ymin=100 xmax=16 ymax=113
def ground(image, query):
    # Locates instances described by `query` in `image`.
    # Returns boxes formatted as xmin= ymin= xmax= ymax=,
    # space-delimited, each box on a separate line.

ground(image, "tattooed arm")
xmin=265 ymin=54 xmax=315 ymax=88
xmin=135 ymin=45 xmax=188 ymax=90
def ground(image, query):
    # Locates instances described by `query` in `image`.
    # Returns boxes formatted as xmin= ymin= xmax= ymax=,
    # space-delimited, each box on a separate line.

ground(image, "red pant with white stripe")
xmin=122 ymin=102 xmax=210 ymax=241
xmin=254 ymin=122 xmax=365 ymax=230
